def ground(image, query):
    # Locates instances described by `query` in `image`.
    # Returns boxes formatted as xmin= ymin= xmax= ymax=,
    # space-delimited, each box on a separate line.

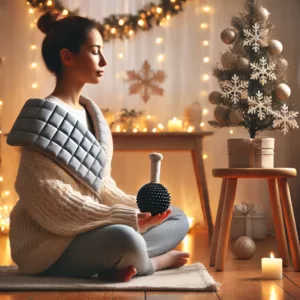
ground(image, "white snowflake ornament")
xmin=250 ymin=57 xmax=276 ymax=86
xmin=243 ymin=23 xmax=268 ymax=52
xmin=248 ymin=91 xmax=272 ymax=120
xmin=220 ymin=74 xmax=249 ymax=104
xmin=272 ymin=104 xmax=299 ymax=134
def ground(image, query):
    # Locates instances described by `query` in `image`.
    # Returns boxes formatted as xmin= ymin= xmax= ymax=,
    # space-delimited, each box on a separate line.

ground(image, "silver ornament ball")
xmin=208 ymin=91 xmax=222 ymax=105
xmin=232 ymin=236 xmax=256 ymax=259
xmin=256 ymin=6 xmax=270 ymax=22
xmin=221 ymin=52 xmax=237 ymax=69
xmin=268 ymin=40 xmax=283 ymax=55
xmin=275 ymin=83 xmax=291 ymax=101
xmin=236 ymin=57 xmax=250 ymax=71
xmin=229 ymin=110 xmax=243 ymax=124
xmin=221 ymin=28 xmax=237 ymax=45
xmin=214 ymin=106 xmax=227 ymax=124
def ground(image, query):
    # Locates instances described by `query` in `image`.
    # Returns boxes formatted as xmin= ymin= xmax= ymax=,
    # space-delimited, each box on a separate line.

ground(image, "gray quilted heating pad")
xmin=7 ymin=99 xmax=107 ymax=192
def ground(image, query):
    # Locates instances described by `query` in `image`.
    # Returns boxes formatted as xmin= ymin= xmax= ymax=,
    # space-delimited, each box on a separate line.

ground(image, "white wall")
xmin=1 ymin=0 xmax=300 ymax=231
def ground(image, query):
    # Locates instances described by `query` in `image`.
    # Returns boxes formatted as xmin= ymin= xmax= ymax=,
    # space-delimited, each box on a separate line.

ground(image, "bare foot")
xmin=103 ymin=266 xmax=137 ymax=282
xmin=151 ymin=250 xmax=190 ymax=271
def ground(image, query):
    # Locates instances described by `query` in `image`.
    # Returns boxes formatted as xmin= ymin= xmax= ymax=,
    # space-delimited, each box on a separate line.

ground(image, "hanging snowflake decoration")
xmin=243 ymin=23 xmax=268 ymax=52
xmin=272 ymin=104 xmax=299 ymax=134
xmin=247 ymin=91 xmax=273 ymax=120
xmin=250 ymin=57 xmax=276 ymax=86
xmin=220 ymin=74 xmax=249 ymax=104
xmin=125 ymin=60 xmax=166 ymax=103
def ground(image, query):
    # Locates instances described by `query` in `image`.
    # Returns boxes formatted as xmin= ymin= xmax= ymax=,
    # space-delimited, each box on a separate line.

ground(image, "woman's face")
xmin=71 ymin=28 xmax=107 ymax=84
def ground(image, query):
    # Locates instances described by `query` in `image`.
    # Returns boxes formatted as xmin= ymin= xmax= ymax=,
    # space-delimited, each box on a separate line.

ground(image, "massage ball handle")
xmin=149 ymin=153 xmax=163 ymax=183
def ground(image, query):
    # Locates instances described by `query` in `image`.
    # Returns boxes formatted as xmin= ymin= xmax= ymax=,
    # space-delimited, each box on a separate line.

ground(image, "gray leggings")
xmin=39 ymin=206 xmax=189 ymax=278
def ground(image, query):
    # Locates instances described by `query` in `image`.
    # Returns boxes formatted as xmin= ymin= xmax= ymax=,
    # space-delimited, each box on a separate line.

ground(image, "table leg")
xmin=210 ymin=178 xmax=228 ymax=267
xmin=191 ymin=137 xmax=214 ymax=236
xmin=268 ymin=179 xmax=289 ymax=267
xmin=215 ymin=178 xmax=237 ymax=271
xmin=277 ymin=178 xmax=300 ymax=271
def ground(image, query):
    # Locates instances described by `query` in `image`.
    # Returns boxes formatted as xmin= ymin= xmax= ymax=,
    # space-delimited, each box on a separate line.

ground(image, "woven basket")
xmin=227 ymin=137 xmax=275 ymax=168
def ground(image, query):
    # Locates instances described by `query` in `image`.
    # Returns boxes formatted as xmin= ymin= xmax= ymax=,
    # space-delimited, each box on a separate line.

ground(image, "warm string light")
xmin=0 ymin=58 xmax=11 ymax=234
xmin=28 ymin=7 xmax=39 ymax=91
xmin=192 ymin=4 xmax=212 ymax=144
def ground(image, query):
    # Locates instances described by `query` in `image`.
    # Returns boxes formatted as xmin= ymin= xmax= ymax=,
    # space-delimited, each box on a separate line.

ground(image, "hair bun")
xmin=37 ymin=10 xmax=61 ymax=34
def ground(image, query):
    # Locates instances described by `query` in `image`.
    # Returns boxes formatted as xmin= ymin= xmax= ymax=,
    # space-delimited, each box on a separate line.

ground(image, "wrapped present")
xmin=230 ymin=203 xmax=267 ymax=240
xmin=227 ymin=137 xmax=275 ymax=168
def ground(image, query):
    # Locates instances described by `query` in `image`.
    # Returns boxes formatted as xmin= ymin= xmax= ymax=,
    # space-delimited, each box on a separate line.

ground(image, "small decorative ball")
xmin=214 ymin=106 xmax=227 ymax=124
xmin=229 ymin=110 xmax=243 ymax=124
xmin=275 ymin=83 xmax=291 ymax=101
xmin=232 ymin=236 xmax=256 ymax=259
xmin=268 ymin=40 xmax=283 ymax=55
xmin=236 ymin=57 xmax=250 ymax=71
xmin=221 ymin=52 xmax=237 ymax=69
xmin=256 ymin=6 xmax=270 ymax=22
xmin=137 ymin=183 xmax=171 ymax=215
xmin=208 ymin=91 xmax=222 ymax=105
xmin=221 ymin=28 xmax=237 ymax=44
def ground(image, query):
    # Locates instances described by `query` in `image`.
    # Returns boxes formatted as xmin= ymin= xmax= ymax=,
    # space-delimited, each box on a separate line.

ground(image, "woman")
xmin=6 ymin=10 xmax=189 ymax=282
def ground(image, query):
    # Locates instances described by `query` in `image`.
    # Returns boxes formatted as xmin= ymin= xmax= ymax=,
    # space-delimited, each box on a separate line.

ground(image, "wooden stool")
xmin=209 ymin=168 xmax=300 ymax=272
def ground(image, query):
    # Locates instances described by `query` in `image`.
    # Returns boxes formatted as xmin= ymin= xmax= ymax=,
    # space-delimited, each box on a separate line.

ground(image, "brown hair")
xmin=37 ymin=10 xmax=97 ymax=77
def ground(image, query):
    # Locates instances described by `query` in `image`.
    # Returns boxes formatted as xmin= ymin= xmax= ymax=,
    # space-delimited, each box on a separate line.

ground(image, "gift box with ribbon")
xmin=230 ymin=203 xmax=267 ymax=240
xmin=227 ymin=137 xmax=275 ymax=168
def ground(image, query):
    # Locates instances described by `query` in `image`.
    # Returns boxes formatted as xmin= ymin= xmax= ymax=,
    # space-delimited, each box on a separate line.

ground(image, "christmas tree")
xmin=208 ymin=0 xmax=298 ymax=138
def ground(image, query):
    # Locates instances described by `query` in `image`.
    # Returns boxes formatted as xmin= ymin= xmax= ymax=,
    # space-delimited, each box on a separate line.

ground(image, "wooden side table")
xmin=112 ymin=132 xmax=214 ymax=236
xmin=209 ymin=168 xmax=300 ymax=272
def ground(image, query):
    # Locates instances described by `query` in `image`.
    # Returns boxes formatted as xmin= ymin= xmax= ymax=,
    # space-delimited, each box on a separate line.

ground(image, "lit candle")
xmin=262 ymin=253 xmax=282 ymax=280
xmin=144 ymin=115 xmax=158 ymax=131
xmin=168 ymin=117 xmax=183 ymax=132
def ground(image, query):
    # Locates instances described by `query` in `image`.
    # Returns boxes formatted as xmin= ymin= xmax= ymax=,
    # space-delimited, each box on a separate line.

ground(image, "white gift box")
xmin=230 ymin=203 xmax=267 ymax=240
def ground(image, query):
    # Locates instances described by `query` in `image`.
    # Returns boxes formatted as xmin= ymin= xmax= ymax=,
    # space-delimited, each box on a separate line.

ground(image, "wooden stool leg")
xmin=210 ymin=179 xmax=228 ymax=267
xmin=268 ymin=179 xmax=289 ymax=267
xmin=277 ymin=178 xmax=300 ymax=271
xmin=215 ymin=178 xmax=237 ymax=271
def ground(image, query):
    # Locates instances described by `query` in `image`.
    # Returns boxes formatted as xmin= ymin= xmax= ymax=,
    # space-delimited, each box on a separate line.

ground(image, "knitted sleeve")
xmin=100 ymin=176 xmax=138 ymax=210
xmin=15 ymin=160 xmax=139 ymax=237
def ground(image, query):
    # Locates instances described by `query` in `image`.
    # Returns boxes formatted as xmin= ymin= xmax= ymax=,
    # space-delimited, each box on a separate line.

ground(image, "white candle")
xmin=168 ymin=117 xmax=183 ymax=132
xmin=262 ymin=253 xmax=282 ymax=280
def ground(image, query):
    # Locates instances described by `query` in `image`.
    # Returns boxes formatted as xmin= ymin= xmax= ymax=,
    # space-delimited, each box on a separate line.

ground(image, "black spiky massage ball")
xmin=136 ymin=153 xmax=171 ymax=215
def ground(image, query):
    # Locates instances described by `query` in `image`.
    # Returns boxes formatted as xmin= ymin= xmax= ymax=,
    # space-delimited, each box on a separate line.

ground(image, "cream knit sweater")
xmin=9 ymin=147 xmax=139 ymax=275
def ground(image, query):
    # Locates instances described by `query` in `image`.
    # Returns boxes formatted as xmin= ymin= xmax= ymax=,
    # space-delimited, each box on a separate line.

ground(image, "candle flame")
xmin=270 ymin=252 xmax=274 ymax=259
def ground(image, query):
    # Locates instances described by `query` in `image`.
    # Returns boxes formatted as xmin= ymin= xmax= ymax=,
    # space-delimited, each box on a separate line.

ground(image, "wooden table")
xmin=112 ymin=131 xmax=214 ymax=236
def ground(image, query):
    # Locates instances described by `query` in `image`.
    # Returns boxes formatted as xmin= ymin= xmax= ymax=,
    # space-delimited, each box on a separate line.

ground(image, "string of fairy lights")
xmin=26 ymin=0 xmax=189 ymax=43
xmin=0 ymin=58 xmax=11 ymax=234
xmin=0 ymin=1 xmax=230 ymax=235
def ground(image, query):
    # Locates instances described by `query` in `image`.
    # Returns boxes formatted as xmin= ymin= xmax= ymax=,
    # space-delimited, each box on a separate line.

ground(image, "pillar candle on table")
xmin=261 ymin=253 xmax=282 ymax=280
xmin=168 ymin=117 xmax=183 ymax=132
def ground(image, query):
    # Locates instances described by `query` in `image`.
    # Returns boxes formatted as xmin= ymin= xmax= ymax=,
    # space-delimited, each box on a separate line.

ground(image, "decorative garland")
xmin=26 ymin=0 xmax=188 ymax=42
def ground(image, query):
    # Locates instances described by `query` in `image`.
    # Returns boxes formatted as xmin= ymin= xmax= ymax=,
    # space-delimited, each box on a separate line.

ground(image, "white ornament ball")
xmin=232 ymin=236 xmax=256 ymax=259
xmin=268 ymin=40 xmax=283 ymax=55
xmin=236 ymin=57 xmax=250 ymax=71
xmin=214 ymin=106 xmax=227 ymax=124
xmin=256 ymin=6 xmax=270 ymax=22
xmin=275 ymin=83 xmax=291 ymax=101
xmin=221 ymin=28 xmax=237 ymax=44
xmin=221 ymin=52 xmax=237 ymax=69
xmin=208 ymin=91 xmax=222 ymax=105
xmin=229 ymin=110 xmax=243 ymax=124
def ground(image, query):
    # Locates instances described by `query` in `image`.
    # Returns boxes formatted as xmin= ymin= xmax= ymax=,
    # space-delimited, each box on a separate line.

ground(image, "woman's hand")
xmin=137 ymin=209 xmax=172 ymax=234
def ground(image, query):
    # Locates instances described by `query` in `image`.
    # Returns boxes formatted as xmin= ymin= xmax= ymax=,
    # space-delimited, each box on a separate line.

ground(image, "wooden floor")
xmin=1 ymin=228 xmax=300 ymax=299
